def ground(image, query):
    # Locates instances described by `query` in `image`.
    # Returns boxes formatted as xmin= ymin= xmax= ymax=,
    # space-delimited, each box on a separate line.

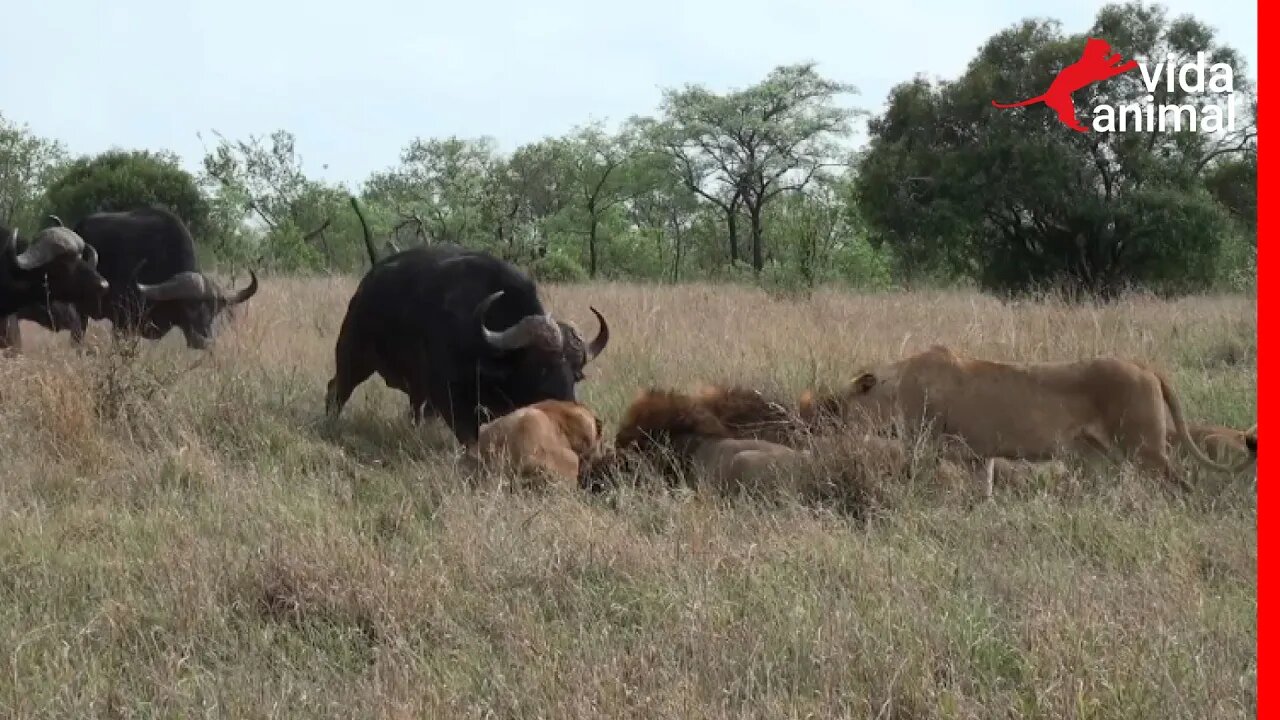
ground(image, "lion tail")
xmin=1157 ymin=371 xmax=1255 ymax=473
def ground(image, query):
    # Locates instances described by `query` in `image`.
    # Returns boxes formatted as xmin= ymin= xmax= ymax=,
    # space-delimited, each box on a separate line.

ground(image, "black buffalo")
xmin=0 ymin=208 xmax=257 ymax=349
xmin=324 ymin=244 xmax=609 ymax=445
xmin=0 ymin=224 xmax=108 ymax=324
xmin=0 ymin=301 xmax=82 ymax=351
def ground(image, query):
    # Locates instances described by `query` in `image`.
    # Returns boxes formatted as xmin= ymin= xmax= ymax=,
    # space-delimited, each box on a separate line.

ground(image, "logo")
xmin=991 ymin=37 xmax=1237 ymax=133
xmin=992 ymin=38 xmax=1136 ymax=132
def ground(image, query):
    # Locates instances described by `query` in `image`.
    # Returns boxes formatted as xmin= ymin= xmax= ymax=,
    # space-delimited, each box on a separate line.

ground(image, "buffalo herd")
xmin=1 ymin=208 xmax=257 ymax=351
xmin=1 ymin=205 xmax=614 ymax=473
xmin=0 ymin=205 xmax=1258 ymax=497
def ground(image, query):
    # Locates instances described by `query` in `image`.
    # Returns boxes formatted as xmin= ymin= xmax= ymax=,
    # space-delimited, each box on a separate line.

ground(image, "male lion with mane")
xmin=612 ymin=388 xmax=805 ymax=493
xmin=690 ymin=384 xmax=809 ymax=446
xmin=823 ymin=345 xmax=1255 ymax=496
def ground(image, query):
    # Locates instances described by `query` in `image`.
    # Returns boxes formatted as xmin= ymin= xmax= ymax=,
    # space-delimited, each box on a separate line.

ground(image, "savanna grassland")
xmin=0 ymin=278 xmax=1257 ymax=719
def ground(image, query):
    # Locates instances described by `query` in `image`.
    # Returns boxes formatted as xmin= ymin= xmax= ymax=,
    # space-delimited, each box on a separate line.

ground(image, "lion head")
xmin=797 ymin=370 xmax=900 ymax=434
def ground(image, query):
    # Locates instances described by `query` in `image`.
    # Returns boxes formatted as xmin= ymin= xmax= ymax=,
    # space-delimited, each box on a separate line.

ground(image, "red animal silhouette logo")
xmin=991 ymin=38 xmax=1138 ymax=132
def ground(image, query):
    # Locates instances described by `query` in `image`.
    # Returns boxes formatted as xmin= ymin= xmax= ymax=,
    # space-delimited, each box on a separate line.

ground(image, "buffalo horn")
xmin=226 ymin=270 xmax=258 ymax=305
xmin=136 ymin=271 xmax=214 ymax=301
xmin=586 ymin=306 xmax=609 ymax=361
xmin=478 ymin=290 xmax=560 ymax=351
xmin=14 ymin=227 xmax=87 ymax=270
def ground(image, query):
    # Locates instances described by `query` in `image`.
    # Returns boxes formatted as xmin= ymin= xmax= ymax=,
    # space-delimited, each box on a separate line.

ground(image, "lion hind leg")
xmin=723 ymin=448 xmax=797 ymax=495
xmin=1137 ymin=445 xmax=1192 ymax=493
xmin=1068 ymin=425 xmax=1119 ymax=470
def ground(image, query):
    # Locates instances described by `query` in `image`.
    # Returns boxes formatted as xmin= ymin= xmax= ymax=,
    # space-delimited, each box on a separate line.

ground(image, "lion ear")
xmin=853 ymin=372 xmax=877 ymax=394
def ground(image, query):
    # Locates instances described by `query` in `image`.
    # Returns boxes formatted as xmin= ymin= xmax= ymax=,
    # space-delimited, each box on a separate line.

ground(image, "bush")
xmin=42 ymin=150 xmax=208 ymax=234
xmin=1216 ymin=231 xmax=1257 ymax=293
xmin=530 ymin=250 xmax=587 ymax=282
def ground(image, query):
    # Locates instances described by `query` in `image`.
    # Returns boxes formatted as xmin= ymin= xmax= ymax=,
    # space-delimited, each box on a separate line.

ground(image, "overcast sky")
xmin=1 ymin=0 xmax=1255 ymax=188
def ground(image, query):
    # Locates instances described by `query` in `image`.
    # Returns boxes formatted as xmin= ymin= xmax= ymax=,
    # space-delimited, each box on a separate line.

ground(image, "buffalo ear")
xmin=853 ymin=372 xmax=877 ymax=394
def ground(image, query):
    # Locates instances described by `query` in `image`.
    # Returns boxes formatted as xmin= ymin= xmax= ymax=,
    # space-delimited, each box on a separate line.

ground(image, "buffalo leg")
xmin=0 ymin=315 xmax=21 ymax=353
xmin=68 ymin=315 xmax=87 ymax=344
xmin=325 ymin=350 xmax=374 ymax=419
xmin=430 ymin=383 xmax=480 ymax=447
xmin=404 ymin=343 xmax=435 ymax=424
xmin=45 ymin=302 xmax=86 ymax=345
xmin=56 ymin=306 xmax=88 ymax=350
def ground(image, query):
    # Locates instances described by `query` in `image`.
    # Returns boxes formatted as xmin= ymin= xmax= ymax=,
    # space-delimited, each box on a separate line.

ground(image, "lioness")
xmin=1174 ymin=422 xmax=1258 ymax=464
xmin=613 ymin=388 xmax=806 ymax=493
xmin=827 ymin=345 xmax=1254 ymax=495
xmin=470 ymin=400 xmax=605 ymax=487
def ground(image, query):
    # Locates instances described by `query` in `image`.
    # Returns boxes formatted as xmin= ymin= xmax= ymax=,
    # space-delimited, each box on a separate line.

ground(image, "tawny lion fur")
xmin=691 ymin=384 xmax=808 ymax=446
xmin=613 ymin=388 xmax=804 ymax=492
xmin=1176 ymin=422 xmax=1258 ymax=464
xmin=821 ymin=345 xmax=1255 ymax=495
xmin=471 ymin=400 xmax=604 ymax=488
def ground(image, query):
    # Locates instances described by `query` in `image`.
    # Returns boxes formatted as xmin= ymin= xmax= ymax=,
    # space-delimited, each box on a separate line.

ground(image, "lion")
xmin=691 ymin=384 xmax=808 ymax=445
xmin=822 ymin=345 xmax=1255 ymax=496
xmin=797 ymin=384 xmax=853 ymax=434
xmin=613 ymin=388 xmax=806 ymax=493
xmin=1176 ymin=422 xmax=1257 ymax=464
xmin=469 ymin=400 xmax=605 ymax=488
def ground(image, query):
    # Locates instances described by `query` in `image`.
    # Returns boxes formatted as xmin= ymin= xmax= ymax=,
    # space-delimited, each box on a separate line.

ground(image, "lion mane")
xmin=692 ymin=384 xmax=805 ymax=445
xmin=615 ymin=388 xmax=731 ymax=451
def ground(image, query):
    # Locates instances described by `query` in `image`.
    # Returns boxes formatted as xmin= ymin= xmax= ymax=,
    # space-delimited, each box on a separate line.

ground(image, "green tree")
xmin=764 ymin=174 xmax=893 ymax=290
xmin=366 ymin=136 xmax=499 ymax=248
xmin=0 ymin=113 xmax=66 ymax=231
xmin=43 ymin=149 xmax=208 ymax=235
xmin=623 ymin=148 xmax=702 ymax=281
xmin=1204 ymin=150 xmax=1256 ymax=234
xmin=555 ymin=122 xmax=645 ymax=278
xmin=202 ymin=129 xmax=356 ymax=270
xmin=658 ymin=63 xmax=860 ymax=273
xmin=483 ymin=140 xmax=567 ymax=264
xmin=768 ymin=175 xmax=844 ymax=287
xmin=642 ymin=115 xmax=746 ymax=268
xmin=857 ymin=2 xmax=1256 ymax=296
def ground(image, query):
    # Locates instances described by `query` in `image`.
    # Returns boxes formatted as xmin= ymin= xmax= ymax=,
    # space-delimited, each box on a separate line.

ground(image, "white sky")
xmin=0 ymin=0 xmax=1256 ymax=188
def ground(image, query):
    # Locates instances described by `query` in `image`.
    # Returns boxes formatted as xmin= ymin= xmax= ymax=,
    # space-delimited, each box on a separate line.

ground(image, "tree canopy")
xmin=856 ymin=2 xmax=1256 ymax=296
xmin=3 ymin=2 xmax=1255 ymax=297
xmin=42 ymin=150 xmax=209 ymax=237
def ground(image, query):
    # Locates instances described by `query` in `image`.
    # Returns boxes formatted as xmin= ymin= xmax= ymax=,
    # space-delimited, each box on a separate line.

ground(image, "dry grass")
xmin=0 ymin=276 xmax=1257 ymax=719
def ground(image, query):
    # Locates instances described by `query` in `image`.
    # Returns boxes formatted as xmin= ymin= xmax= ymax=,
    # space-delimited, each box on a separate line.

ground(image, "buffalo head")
xmin=135 ymin=270 xmax=258 ymax=348
xmin=1 ymin=226 xmax=108 ymax=311
xmin=475 ymin=290 xmax=609 ymax=405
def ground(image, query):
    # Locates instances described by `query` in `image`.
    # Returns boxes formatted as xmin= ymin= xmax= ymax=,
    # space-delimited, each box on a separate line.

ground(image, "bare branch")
xmin=302 ymin=218 xmax=332 ymax=242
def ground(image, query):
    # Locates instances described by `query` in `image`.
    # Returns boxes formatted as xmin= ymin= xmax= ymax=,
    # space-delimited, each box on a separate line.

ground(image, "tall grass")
xmin=0 ymin=277 xmax=1256 ymax=718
